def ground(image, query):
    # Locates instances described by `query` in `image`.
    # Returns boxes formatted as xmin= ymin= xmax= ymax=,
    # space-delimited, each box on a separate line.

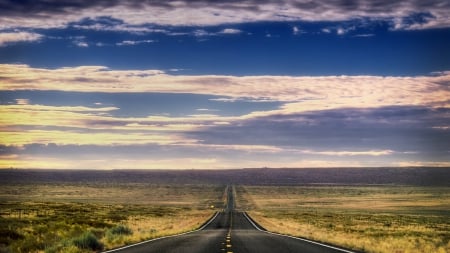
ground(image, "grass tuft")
xmin=72 ymin=232 xmax=103 ymax=251
xmin=108 ymin=225 xmax=133 ymax=235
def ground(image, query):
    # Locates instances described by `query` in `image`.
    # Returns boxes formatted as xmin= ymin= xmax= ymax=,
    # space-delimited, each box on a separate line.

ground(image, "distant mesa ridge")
xmin=0 ymin=167 xmax=448 ymax=186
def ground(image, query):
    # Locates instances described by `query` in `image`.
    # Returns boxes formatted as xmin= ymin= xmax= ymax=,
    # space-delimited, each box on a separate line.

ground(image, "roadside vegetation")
xmin=238 ymin=185 xmax=450 ymax=253
xmin=0 ymin=183 xmax=224 ymax=253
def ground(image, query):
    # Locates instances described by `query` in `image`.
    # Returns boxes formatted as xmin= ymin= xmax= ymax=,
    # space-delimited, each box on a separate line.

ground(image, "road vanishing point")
xmin=104 ymin=186 xmax=356 ymax=253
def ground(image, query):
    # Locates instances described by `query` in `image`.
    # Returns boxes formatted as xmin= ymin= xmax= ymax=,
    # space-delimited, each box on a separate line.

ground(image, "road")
xmin=104 ymin=186 xmax=356 ymax=253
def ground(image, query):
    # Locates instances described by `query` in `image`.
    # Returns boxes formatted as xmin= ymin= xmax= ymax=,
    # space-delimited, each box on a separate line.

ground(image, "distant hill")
xmin=0 ymin=167 xmax=448 ymax=186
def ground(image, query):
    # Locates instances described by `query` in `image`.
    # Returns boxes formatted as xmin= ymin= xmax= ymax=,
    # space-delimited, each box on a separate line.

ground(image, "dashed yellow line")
xmin=223 ymin=205 xmax=234 ymax=253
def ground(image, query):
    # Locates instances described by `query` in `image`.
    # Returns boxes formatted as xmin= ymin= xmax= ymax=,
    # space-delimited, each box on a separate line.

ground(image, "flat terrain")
xmin=238 ymin=185 xmax=450 ymax=253
xmin=0 ymin=168 xmax=449 ymax=253
xmin=103 ymin=186 xmax=353 ymax=253
xmin=1 ymin=167 xmax=449 ymax=186
xmin=0 ymin=183 xmax=224 ymax=252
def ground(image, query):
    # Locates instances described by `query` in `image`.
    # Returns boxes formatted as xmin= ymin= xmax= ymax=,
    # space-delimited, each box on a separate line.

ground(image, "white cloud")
xmin=208 ymin=98 xmax=239 ymax=103
xmin=1 ymin=64 xmax=449 ymax=117
xmin=1 ymin=63 xmax=448 ymax=169
xmin=354 ymin=34 xmax=375 ymax=37
xmin=15 ymin=99 xmax=30 ymax=105
xmin=299 ymin=149 xmax=394 ymax=156
xmin=168 ymin=68 xmax=184 ymax=72
xmin=116 ymin=39 xmax=154 ymax=46
xmin=219 ymin=28 xmax=242 ymax=34
xmin=1 ymin=1 xmax=449 ymax=30
xmin=192 ymin=28 xmax=243 ymax=37
xmin=74 ymin=41 xmax=88 ymax=47
xmin=196 ymin=108 xmax=219 ymax=112
xmin=336 ymin=26 xmax=355 ymax=35
xmin=337 ymin=27 xmax=346 ymax=35
xmin=72 ymin=23 xmax=164 ymax=34
xmin=193 ymin=29 xmax=211 ymax=37
xmin=292 ymin=26 xmax=304 ymax=35
xmin=0 ymin=32 xmax=43 ymax=46
xmin=395 ymin=161 xmax=450 ymax=167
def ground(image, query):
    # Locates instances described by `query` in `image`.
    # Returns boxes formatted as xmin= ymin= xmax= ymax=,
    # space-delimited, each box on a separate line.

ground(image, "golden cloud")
xmin=1 ymin=64 xmax=449 ymax=170
xmin=0 ymin=129 xmax=192 ymax=146
xmin=1 ymin=65 xmax=448 ymax=114
xmin=0 ymin=155 xmax=365 ymax=170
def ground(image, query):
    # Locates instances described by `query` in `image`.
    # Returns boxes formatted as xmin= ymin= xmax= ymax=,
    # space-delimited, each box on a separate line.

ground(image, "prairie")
xmin=0 ymin=183 xmax=225 ymax=253
xmin=237 ymin=185 xmax=450 ymax=253
xmin=1 ymin=168 xmax=448 ymax=253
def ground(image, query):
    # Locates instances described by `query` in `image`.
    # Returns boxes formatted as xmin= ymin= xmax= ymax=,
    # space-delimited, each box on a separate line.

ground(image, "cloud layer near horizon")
xmin=1 ymin=64 xmax=449 ymax=169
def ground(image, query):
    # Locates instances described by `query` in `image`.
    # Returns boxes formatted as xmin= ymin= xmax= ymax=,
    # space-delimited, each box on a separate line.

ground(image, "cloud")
xmin=219 ymin=28 xmax=242 ymax=34
xmin=208 ymin=98 xmax=239 ymax=103
xmin=187 ymin=106 xmax=450 ymax=156
xmin=0 ymin=31 xmax=43 ymax=46
xmin=299 ymin=149 xmax=394 ymax=156
xmin=353 ymin=33 xmax=375 ymax=37
xmin=1 ymin=103 xmax=448 ymax=169
xmin=192 ymin=28 xmax=242 ymax=37
xmin=0 ymin=129 xmax=188 ymax=147
xmin=5 ymin=100 xmax=446 ymax=155
xmin=0 ymin=1 xmax=449 ymax=30
xmin=395 ymin=161 xmax=450 ymax=167
xmin=0 ymin=104 xmax=120 ymax=130
xmin=74 ymin=41 xmax=88 ymax=47
xmin=0 ymin=142 xmax=379 ymax=169
xmin=193 ymin=29 xmax=211 ymax=37
xmin=70 ymin=17 xmax=170 ymax=34
xmin=0 ymin=102 xmax=211 ymax=132
xmin=1 ymin=64 xmax=449 ymax=169
xmin=1 ymin=64 xmax=449 ymax=116
xmin=15 ymin=99 xmax=30 ymax=105
xmin=322 ymin=25 xmax=356 ymax=35
xmin=196 ymin=108 xmax=219 ymax=112
xmin=116 ymin=39 xmax=154 ymax=46
xmin=0 ymin=154 xmax=368 ymax=169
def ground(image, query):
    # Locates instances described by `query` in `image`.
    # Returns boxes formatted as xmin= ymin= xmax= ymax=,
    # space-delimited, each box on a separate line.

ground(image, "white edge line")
xmin=102 ymin=211 xmax=220 ymax=253
xmin=243 ymin=212 xmax=356 ymax=253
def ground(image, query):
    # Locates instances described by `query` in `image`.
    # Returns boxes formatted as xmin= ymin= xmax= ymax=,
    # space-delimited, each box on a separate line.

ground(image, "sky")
xmin=0 ymin=0 xmax=449 ymax=169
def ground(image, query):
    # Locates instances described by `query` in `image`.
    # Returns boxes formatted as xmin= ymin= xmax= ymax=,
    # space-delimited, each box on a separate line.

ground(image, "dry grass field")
xmin=1 ymin=168 xmax=448 ymax=253
xmin=237 ymin=185 xmax=450 ymax=253
xmin=0 ymin=183 xmax=225 ymax=253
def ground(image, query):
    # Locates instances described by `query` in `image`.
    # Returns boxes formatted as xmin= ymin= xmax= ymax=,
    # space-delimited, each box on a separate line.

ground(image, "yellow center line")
xmin=222 ymin=186 xmax=234 ymax=253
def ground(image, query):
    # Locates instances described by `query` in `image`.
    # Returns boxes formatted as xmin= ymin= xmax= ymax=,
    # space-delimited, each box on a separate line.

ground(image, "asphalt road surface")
xmin=104 ymin=186 xmax=356 ymax=253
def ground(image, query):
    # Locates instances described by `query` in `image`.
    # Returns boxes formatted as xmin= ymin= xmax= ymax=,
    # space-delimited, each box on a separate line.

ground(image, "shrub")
xmin=72 ymin=232 xmax=103 ymax=251
xmin=109 ymin=225 xmax=133 ymax=235
xmin=0 ymin=229 xmax=24 ymax=244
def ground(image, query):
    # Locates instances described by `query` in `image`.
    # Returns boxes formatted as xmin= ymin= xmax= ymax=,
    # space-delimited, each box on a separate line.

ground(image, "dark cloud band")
xmin=0 ymin=0 xmax=449 ymax=29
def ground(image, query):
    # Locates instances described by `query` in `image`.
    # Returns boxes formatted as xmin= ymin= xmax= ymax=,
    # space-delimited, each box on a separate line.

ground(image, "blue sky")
xmin=0 ymin=0 xmax=449 ymax=169
xmin=2 ymin=19 xmax=450 ymax=75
